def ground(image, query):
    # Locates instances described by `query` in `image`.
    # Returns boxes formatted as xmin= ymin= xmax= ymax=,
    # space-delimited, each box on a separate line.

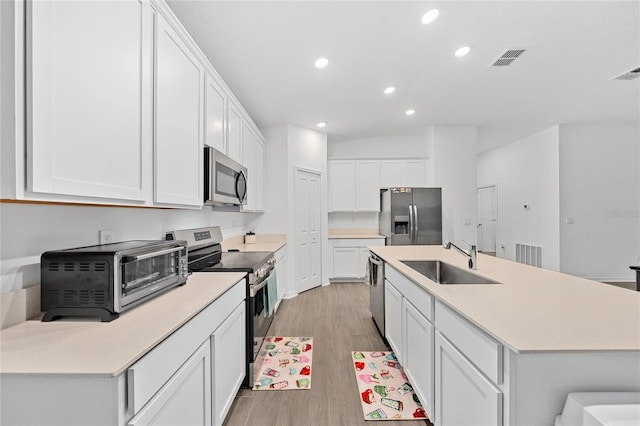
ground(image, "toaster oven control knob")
xmin=179 ymin=257 xmax=188 ymax=277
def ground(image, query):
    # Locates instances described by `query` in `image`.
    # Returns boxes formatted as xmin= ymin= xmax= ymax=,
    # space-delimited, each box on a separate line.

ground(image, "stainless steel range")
xmin=166 ymin=226 xmax=276 ymax=387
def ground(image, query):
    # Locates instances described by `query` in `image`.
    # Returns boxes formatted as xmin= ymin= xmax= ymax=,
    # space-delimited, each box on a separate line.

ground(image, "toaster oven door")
xmin=119 ymin=246 xmax=187 ymax=310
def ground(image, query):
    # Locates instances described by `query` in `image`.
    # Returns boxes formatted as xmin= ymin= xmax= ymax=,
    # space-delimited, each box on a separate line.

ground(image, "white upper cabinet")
xmin=356 ymin=160 xmax=381 ymax=211
xmin=226 ymin=100 xmax=243 ymax=164
xmin=380 ymin=159 xmax=426 ymax=187
xmin=27 ymin=0 xmax=152 ymax=201
xmin=255 ymin=136 xmax=266 ymax=211
xmin=154 ymin=12 xmax=203 ymax=207
xmin=241 ymin=123 xmax=257 ymax=211
xmin=328 ymin=160 xmax=357 ymax=212
xmin=204 ymin=73 xmax=226 ymax=153
xmin=403 ymin=160 xmax=427 ymax=187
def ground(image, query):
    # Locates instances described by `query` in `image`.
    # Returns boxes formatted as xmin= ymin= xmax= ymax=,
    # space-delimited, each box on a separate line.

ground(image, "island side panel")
xmin=505 ymin=350 xmax=640 ymax=426
xmin=0 ymin=373 xmax=127 ymax=426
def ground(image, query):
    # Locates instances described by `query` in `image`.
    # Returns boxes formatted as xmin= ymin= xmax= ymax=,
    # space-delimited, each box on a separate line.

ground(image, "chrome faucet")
xmin=443 ymin=240 xmax=477 ymax=270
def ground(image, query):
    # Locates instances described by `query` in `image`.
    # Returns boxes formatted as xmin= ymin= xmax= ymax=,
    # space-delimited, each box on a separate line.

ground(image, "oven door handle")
xmin=250 ymin=275 xmax=271 ymax=297
xmin=121 ymin=246 xmax=184 ymax=263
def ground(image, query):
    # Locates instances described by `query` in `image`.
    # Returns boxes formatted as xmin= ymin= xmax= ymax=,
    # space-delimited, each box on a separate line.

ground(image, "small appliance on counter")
xmin=40 ymin=240 xmax=189 ymax=322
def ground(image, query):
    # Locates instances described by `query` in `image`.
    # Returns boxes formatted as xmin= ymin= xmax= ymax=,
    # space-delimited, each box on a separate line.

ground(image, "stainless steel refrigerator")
xmin=379 ymin=187 xmax=443 ymax=245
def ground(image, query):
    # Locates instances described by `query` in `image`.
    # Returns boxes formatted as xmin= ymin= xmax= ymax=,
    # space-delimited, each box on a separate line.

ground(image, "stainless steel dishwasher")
xmin=368 ymin=252 xmax=385 ymax=336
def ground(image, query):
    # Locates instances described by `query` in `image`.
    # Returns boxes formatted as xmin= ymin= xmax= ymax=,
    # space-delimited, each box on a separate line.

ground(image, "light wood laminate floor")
xmin=223 ymin=282 xmax=431 ymax=426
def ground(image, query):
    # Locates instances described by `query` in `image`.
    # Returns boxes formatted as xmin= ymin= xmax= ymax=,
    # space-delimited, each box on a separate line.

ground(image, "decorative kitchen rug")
xmin=351 ymin=351 xmax=428 ymax=421
xmin=252 ymin=337 xmax=313 ymax=390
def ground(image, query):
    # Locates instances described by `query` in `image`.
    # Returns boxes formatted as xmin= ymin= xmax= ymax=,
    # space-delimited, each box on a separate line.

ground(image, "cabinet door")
xmin=242 ymin=123 xmax=257 ymax=211
xmin=205 ymin=73 xmax=226 ymax=152
xmin=211 ymin=302 xmax=246 ymax=426
xmin=255 ymin=138 xmax=265 ymax=211
xmin=328 ymin=160 xmax=356 ymax=211
xmin=155 ymin=14 xmax=203 ymax=206
xmin=332 ymin=247 xmax=360 ymax=278
xmin=384 ymin=280 xmax=403 ymax=362
xmin=403 ymin=160 xmax=426 ymax=187
xmin=128 ymin=341 xmax=211 ymax=426
xmin=275 ymin=249 xmax=287 ymax=302
xmin=380 ymin=160 xmax=402 ymax=187
xmin=227 ymin=101 xmax=243 ymax=163
xmin=356 ymin=160 xmax=381 ymax=211
xmin=27 ymin=0 xmax=152 ymax=201
xmin=403 ymin=299 xmax=435 ymax=420
xmin=435 ymin=332 xmax=502 ymax=426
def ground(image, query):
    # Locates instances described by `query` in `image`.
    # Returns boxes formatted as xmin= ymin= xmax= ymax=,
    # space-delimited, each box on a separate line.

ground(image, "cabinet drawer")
xmin=435 ymin=301 xmax=502 ymax=384
xmin=127 ymin=280 xmax=245 ymax=415
xmin=332 ymin=238 xmax=368 ymax=247
xmin=386 ymin=265 xmax=433 ymax=321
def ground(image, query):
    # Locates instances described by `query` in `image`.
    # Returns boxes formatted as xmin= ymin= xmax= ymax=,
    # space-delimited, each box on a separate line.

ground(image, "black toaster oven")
xmin=40 ymin=240 xmax=188 ymax=322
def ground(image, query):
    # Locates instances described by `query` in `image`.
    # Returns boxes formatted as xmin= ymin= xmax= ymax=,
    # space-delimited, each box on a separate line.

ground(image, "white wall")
xmin=477 ymin=126 xmax=561 ymax=270
xmin=328 ymin=135 xmax=430 ymax=159
xmin=431 ymin=126 xmax=479 ymax=246
xmin=559 ymin=124 xmax=640 ymax=281
xmin=255 ymin=124 xmax=329 ymax=297
xmin=0 ymin=202 xmax=258 ymax=293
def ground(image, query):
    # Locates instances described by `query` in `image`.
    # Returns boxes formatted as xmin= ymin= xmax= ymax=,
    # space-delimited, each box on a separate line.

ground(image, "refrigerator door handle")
xmin=408 ymin=203 xmax=415 ymax=244
xmin=414 ymin=204 xmax=419 ymax=243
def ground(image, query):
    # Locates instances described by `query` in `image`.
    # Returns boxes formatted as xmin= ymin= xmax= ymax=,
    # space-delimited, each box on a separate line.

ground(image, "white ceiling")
xmin=166 ymin=1 xmax=640 ymax=153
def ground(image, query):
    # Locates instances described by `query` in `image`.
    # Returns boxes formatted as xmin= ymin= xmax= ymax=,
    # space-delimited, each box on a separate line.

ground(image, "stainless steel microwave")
xmin=40 ymin=240 xmax=188 ymax=322
xmin=204 ymin=147 xmax=247 ymax=206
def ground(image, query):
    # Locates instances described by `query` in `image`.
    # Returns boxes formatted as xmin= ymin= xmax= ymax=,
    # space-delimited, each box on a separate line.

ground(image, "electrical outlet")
xmin=99 ymin=229 xmax=114 ymax=245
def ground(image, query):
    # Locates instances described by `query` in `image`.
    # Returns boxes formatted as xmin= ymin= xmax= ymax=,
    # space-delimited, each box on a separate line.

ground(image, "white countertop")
xmin=222 ymin=234 xmax=286 ymax=253
xmin=370 ymin=245 xmax=640 ymax=353
xmin=0 ymin=272 xmax=246 ymax=376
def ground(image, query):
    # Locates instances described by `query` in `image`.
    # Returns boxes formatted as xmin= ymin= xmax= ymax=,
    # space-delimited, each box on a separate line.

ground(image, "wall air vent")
xmin=491 ymin=48 xmax=527 ymax=67
xmin=611 ymin=67 xmax=640 ymax=81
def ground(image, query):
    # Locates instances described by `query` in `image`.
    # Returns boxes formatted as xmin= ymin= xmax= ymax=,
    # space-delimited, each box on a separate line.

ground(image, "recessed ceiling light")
xmin=454 ymin=46 xmax=471 ymax=57
xmin=421 ymin=9 xmax=439 ymax=24
xmin=384 ymin=86 xmax=396 ymax=95
xmin=314 ymin=57 xmax=329 ymax=68
xmin=317 ymin=121 xmax=327 ymax=128
xmin=405 ymin=109 xmax=416 ymax=116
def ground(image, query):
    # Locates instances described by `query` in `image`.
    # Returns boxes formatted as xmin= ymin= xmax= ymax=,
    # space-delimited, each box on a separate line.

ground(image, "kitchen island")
xmin=370 ymin=245 xmax=640 ymax=426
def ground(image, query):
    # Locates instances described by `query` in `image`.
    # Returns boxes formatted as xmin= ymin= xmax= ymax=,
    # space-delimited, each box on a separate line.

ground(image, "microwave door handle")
xmin=121 ymin=246 xmax=184 ymax=263
xmin=236 ymin=171 xmax=247 ymax=203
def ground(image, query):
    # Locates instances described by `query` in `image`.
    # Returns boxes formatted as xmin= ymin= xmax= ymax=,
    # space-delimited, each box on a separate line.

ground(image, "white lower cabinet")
xmin=384 ymin=271 xmax=435 ymax=420
xmin=275 ymin=246 xmax=287 ymax=303
xmin=0 ymin=280 xmax=246 ymax=426
xmin=333 ymin=247 xmax=361 ymax=279
xmin=385 ymin=264 xmax=500 ymax=425
xmin=435 ymin=332 xmax=502 ymax=426
xmin=329 ymin=238 xmax=385 ymax=280
xmin=128 ymin=341 xmax=211 ymax=426
xmin=211 ymin=302 xmax=246 ymax=426
xmin=384 ymin=280 xmax=403 ymax=360
xmin=402 ymin=298 xmax=435 ymax=420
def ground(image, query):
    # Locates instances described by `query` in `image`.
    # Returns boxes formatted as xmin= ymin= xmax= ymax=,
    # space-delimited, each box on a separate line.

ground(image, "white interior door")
xmin=477 ymin=186 xmax=497 ymax=253
xmin=295 ymin=168 xmax=322 ymax=294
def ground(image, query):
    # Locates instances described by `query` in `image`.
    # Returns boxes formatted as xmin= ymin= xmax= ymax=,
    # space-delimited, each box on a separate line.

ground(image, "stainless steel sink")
xmin=401 ymin=260 xmax=501 ymax=285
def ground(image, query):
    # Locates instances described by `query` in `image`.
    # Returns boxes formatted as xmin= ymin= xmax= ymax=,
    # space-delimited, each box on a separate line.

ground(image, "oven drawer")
xmin=127 ymin=279 xmax=245 ymax=415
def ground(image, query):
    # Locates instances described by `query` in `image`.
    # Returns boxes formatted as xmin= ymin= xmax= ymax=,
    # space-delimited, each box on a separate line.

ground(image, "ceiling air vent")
xmin=611 ymin=67 xmax=640 ymax=81
xmin=491 ymin=48 xmax=526 ymax=67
